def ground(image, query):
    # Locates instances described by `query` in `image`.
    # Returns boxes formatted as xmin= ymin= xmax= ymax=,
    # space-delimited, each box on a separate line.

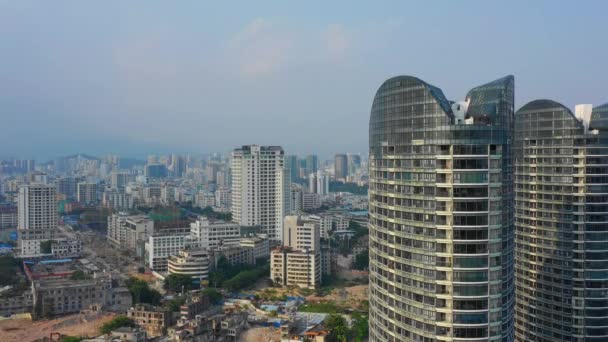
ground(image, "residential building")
xmin=102 ymin=189 xmax=134 ymax=210
xmin=286 ymin=155 xmax=299 ymax=183
xmin=289 ymin=184 xmax=304 ymax=214
xmin=216 ymin=244 xmax=255 ymax=266
xmin=334 ymin=154 xmax=347 ymax=180
xmin=145 ymin=228 xmax=191 ymax=272
xmin=231 ymin=145 xmax=285 ymax=242
xmin=309 ymin=171 xmax=329 ymax=196
xmin=168 ymin=248 xmax=214 ymax=282
xmin=283 ymin=215 xmax=320 ymax=251
xmin=270 ymin=246 xmax=321 ymax=289
xmin=127 ymin=304 xmax=171 ymax=337
xmin=347 ymin=153 xmax=362 ymax=176
xmin=189 ymin=217 xmax=241 ymax=249
xmin=77 ymin=182 xmax=99 ymax=204
xmin=514 ymin=100 xmax=608 ymax=341
xmin=107 ymin=213 xmax=154 ymax=250
xmin=305 ymin=154 xmax=319 ymax=176
xmin=171 ymin=154 xmax=187 ymax=178
xmin=239 ymin=235 xmax=270 ymax=261
xmin=110 ymin=171 xmax=130 ymax=189
xmin=32 ymin=273 xmax=131 ymax=318
xmin=18 ymin=183 xmax=58 ymax=257
xmin=180 ymin=295 xmax=211 ymax=319
xmin=0 ymin=204 xmax=17 ymax=229
xmin=195 ymin=191 xmax=215 ymax=208
xmin=144 ymin=164 xmax=168 ymax=179
xmin=51 ymin=238 xmax=82 ymax=258
xmin=302 ymin=192 xmax=321 ymax=211
xmin=142 ymin=185 xmax=162 ymax=206
xmin=215 ymin=187 xmax=232 ymax=210
xmin=368 ymin=75 xmax=515 ymax=341
xmin=55 ymin=176 xmax=79 ymax=199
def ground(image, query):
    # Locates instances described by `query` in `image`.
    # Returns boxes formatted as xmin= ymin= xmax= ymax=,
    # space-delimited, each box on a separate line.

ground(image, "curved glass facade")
xmin=514 ymin=100 xmax=608 ymax=341
xmin=368 ymin=76 xmax=515 ymax=342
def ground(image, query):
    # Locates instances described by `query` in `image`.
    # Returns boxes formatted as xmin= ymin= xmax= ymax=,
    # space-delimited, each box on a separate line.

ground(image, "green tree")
xmin=351 ymin=313 xmax=369 ymax=342
xmin=59 ymin=337 xmax=83 ymax=342
xmin=166 ymin=297 xmax=186 ymax=312
xmin=352 ymin=250 xmax=369 ymax=270
xmin=325 ymin=314 xmax=350 ymax=342
xmin=164 ymin=273 xmax=197 ymax=293
xmin=99 ymin=315 xmax=134 ymax=334
xmin=200 ymin=288 xmax=223 ymax=305
xmin=126 ymin=277 xmax=161 ymax=305
xmin=40 ymin=240 xmax=54 ymax=254
xmin=0 ymin=256 xmax=21 ymax=286
xmin=70 ymin=270 xmax=87 ymax=280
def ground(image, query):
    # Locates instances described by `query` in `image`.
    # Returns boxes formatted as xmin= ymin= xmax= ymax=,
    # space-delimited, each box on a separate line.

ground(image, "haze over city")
xmin=2 ymin=1 xmax=607 ymax=159
xmin=2 ymin=2 xmax=608 ymax=342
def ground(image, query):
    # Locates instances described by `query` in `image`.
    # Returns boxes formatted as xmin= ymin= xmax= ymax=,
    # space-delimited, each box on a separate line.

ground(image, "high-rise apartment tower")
xmin=514 ymin=100 xmax=608 ymax=341
xmin=368 ymin=75 xmax=515 ymax=341
xmin=231 ymin=145 xmax=286 ymax=241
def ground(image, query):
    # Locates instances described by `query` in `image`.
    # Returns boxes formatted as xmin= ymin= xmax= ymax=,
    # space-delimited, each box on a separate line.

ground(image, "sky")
xmin=1 ymin=1 xmax=607 ymax=161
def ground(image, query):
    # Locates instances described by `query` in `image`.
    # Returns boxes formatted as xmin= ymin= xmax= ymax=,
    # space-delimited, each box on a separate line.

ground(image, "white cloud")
xmin=229 ymin=18 xmax=293 ymax=76
xmin=324 ymin=24 xmax=350 ymax=59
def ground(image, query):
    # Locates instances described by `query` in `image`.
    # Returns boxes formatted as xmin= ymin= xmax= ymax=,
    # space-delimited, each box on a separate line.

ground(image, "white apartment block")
xmin=302 ymin=193 xmax=321 ymax=211
xmin=77 ymin=182 xmax=99 ymax=204
xmin=239 ymin=235 xmax=270 ymax=261
xmin=231 ymin=145 xmax=285 ymax=242
xmin=161 ymin=185 xmax=176 ymax=205
xmin=283 ymin=216 xmax=320 ymax=251
xmin=107 ymin=213 xmax=154 ymax=250
xmin=143 ymin=185 xmax=162 ymax=206
xmin=271 ymin=247 xmax=321 ymax=289
xmin=195 ymin=191 xmax=215 ymax=208
xmin=18 ymin=184 xmax=57 ymax=257
xmin=168 ymin=248 xmax=214 ymax=281
xmin=145 ymin=228 xmax=191 ymax=272
xmin=215 ymin=187 xmax=232 ymax=209
xmin=102 ymin=189 xmax=134 ymax=210
xmin=189 ymin=217 xmax=241 ymax=249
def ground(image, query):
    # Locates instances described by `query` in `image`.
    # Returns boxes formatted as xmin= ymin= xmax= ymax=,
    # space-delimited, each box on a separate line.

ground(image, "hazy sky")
xmin=1 ymin=1 xmax=607 ymax=160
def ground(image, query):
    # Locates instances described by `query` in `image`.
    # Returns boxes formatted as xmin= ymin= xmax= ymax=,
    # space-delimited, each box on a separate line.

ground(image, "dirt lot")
xmin=241 ymin=326 xmax=281 ymax=342
xmin=306 ymin=285 xmax=368 ymax=309
xmin=0 ymin=312 xmax=116 ymax=341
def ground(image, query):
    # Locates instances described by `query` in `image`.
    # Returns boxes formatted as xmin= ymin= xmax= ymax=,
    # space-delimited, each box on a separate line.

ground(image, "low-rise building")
xmin=0 ymin=289 xmax=33 ymax=317
xmin=102 ymin=189 xmax=134 ymax=210
xmin=302 ymin=193 xmax=321 ymax=211
xmin=0 ymin=204 xmax=17 ymax=229
xmin=145 ymin=228 xmax=190 ymax=272
xmin=239 ymin=235 xmax=269 ymax=262
xmin=51 ymin=238 xmax=82 ymax=258
xmin=283 ymin=216 xmax=320 ymax=251
xmin=32 ymin=274 xmax=131 ymax=318
xmin=180 ymin=294 xmax=211 ymax=319
xmin=271 ymin=247 xmax=321 ymax=289
xmin=168 ymin=248 xmax=214 ymax=282
xmin=77 ymin=182 xmax=99 ymax=205
xmin=216 ymin=245 xmax=255 ymax=266
xmin=82 ymin=327 xmax=147 ymax=342
xmin=127 ymin=304 xmax=171 ymax=337
xmin=107 ymin=213 xmax=154 ymax=250
xmin=189 ymin=217 xmax=241 ymax=250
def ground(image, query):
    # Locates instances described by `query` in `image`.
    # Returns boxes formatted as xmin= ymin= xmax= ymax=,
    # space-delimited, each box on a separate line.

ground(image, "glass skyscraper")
xmin=514 ymin=100 xmax=608 ymax=341
xmin=368 ymin=75 xmax=515 ymax=341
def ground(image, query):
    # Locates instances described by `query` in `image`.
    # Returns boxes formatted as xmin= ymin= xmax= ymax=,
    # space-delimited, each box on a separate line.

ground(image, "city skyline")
xmin=2 ymin=1 xmax=608 ymax=159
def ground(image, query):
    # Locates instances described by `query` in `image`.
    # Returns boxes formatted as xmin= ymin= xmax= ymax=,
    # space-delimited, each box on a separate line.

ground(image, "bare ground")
xmin=0 ymin=312 xmax=116 ymax=342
